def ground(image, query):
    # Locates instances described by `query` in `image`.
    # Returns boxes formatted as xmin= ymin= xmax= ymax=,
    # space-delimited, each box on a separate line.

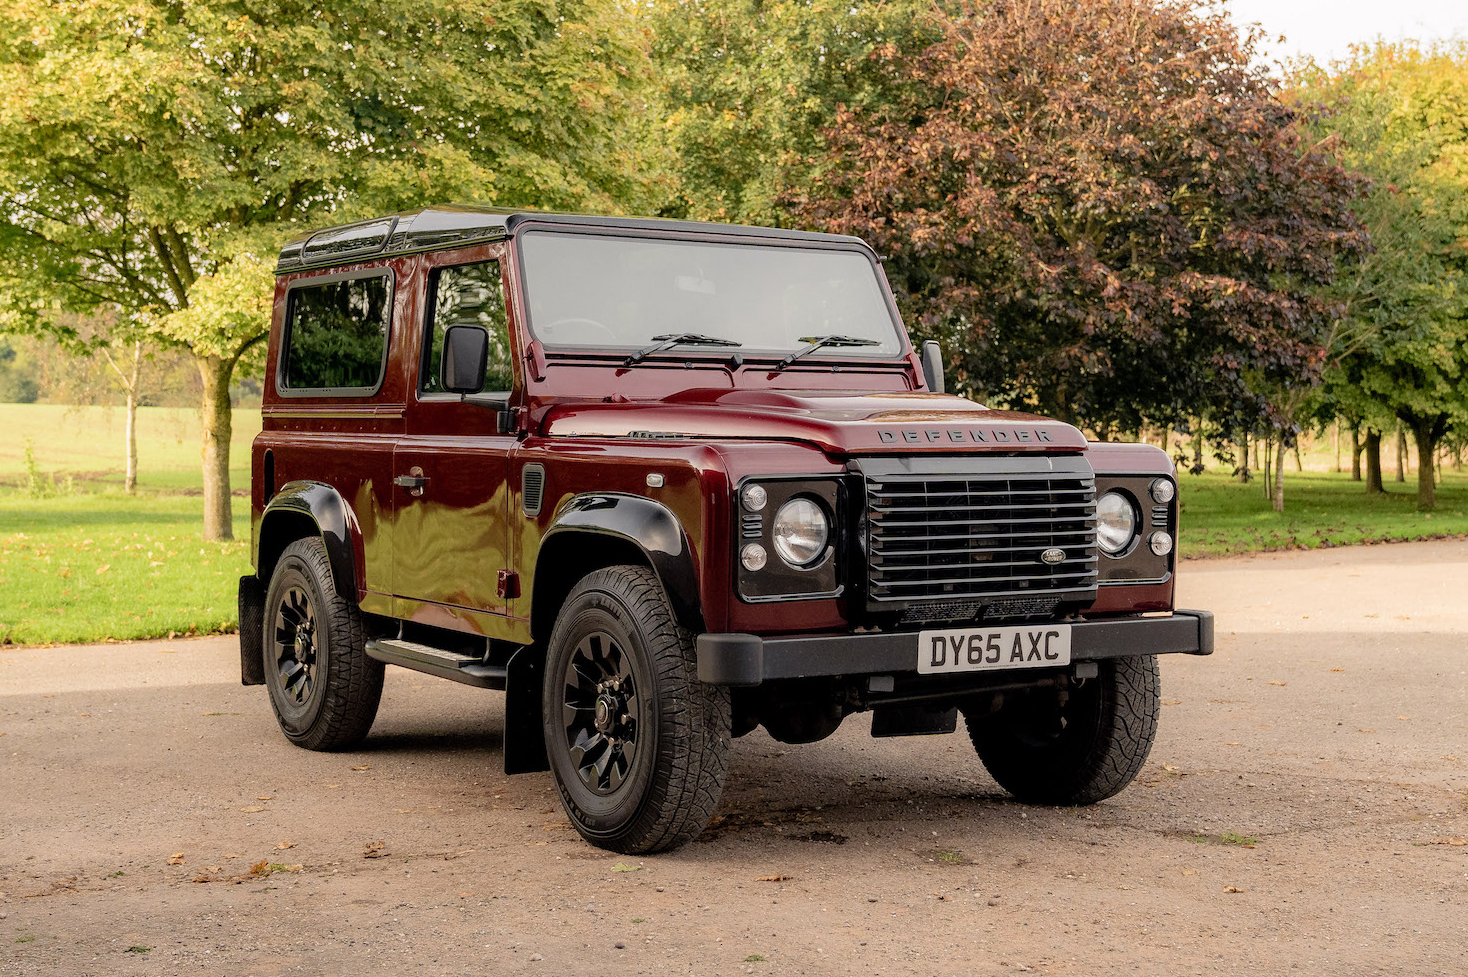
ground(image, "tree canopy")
xmin=0 ymin=0 xmax=661 ymax=536
xmin=782 ymin=0 xmax=1368 ymax=434
xmin=1294 ymin=43 xmax=1468 ymax=510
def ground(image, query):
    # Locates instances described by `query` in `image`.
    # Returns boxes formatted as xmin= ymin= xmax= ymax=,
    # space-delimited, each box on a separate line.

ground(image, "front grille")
xmin=864 ymin=468 xmax=1098 ymax=607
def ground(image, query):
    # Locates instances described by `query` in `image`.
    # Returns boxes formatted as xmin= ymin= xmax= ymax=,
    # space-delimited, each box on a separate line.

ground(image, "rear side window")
xmin=280 ymin=273 xmax=391 ymax=393
xmin=421 ymin=260 xmax=513 ymax=395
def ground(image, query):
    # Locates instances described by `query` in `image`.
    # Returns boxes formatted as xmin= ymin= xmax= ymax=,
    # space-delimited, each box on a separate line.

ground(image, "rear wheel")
xmin=263 ymin=537 xmax=384 ymax=751
xmin=543 ymin=566 xmax=731 ymax=853
xmin=962 ymin=655 xmax=1160 ymax=805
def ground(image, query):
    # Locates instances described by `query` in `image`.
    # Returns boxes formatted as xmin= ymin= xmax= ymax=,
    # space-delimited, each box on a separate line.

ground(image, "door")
xmin=392 ymin=252 xmax=518 ymax=626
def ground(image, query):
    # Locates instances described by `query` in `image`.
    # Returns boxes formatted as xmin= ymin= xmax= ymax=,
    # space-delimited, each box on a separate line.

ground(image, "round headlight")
xmin=741 ymin=483 xmax=768 ymax=512
xmin=771 ymin=498 xmax=829 ymax=567
xmin=1096 ymin=491 xmax=1138 ymax=555
xmin=740 ymin=543 xmax=768 ymax=572
xmin=1150 ymin=478 xmax=1176 ymax=505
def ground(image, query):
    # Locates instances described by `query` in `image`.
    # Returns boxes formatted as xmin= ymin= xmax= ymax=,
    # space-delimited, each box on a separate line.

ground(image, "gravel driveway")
xmin=3 ymin=541 xmax=1466 ymax=976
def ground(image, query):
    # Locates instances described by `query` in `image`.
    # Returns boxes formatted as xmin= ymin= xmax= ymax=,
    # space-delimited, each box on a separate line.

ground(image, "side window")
xmin=421 ymin=260 xmax=513 ymax=395
xmin=280 ymin=273 xmax=391 ymax=393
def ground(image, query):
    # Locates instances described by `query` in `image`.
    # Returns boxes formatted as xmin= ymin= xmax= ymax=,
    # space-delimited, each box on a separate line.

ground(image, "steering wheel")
xmin=540 ymin=317 xmax=618 ymax=343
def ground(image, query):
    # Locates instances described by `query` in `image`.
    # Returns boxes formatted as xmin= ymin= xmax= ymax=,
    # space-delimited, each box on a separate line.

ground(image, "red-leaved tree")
xmin=787 ymin=0 xmax=1368 ymax=435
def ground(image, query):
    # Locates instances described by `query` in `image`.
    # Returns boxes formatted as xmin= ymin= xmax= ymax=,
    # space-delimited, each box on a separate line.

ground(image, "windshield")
xmin=517 ymin=230 xmax=905 ymax=359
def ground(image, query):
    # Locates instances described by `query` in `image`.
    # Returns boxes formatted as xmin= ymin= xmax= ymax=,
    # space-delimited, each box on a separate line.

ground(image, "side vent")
xmin=522 ymin=464 xmax=546 ymax=518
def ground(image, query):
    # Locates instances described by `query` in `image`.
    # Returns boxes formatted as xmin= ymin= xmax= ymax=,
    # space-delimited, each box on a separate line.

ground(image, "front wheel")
xmin=542 ymin=566 xmax=731 ymax=853
xmin=962 ymin=655 xmax=1160 ymax=806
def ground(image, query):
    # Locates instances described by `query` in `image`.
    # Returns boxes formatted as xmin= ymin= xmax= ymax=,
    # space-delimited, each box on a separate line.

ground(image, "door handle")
xmin=393 ymin=470 xmax=428 ymax=496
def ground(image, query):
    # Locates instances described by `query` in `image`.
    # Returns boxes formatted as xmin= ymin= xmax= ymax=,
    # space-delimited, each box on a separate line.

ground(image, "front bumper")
xmin=696 ymin=609 xmax=1213 ymax=687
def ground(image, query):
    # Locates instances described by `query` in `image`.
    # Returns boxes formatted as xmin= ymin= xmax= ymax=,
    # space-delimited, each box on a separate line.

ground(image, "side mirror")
xmin=442 ymin=325 xmax=489 ymax=395
xmin=920 ymin=340 xmax=945 ymax=394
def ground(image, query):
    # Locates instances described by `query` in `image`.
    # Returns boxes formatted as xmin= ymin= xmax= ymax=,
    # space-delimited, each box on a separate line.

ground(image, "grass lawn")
xmin=1179 ymin=469 xmax=1468 ymax=557
xmin=1 ymin=403 xmax=1464 ymax=645
xmin=0 ymin=491 xmax=250 ymax=645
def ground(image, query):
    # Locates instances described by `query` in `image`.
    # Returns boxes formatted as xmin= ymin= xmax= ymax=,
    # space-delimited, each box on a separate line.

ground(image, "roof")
xmin=274 ymin=205 xmax=868 ymax=274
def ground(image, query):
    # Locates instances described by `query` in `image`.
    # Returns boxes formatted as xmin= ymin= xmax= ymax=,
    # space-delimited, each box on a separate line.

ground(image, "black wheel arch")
xmin=531 ymin=493 xmax=704 ymax=642
xmin=253 ymin=480 xmax=362 ymax=604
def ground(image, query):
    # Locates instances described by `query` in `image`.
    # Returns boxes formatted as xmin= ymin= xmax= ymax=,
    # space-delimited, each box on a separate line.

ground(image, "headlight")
xmin=1096 ymin=491 xmax=1138 ymax=555
xmin=771 ymin=498 xmax=829 ymax=567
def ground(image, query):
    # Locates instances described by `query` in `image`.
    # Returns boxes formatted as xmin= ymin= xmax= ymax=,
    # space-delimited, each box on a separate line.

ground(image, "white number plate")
xmin=917 ymin=624 xmax=1072 ymax=675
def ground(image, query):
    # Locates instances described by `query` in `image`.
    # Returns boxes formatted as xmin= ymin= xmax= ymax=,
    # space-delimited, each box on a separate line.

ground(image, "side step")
xmin=365 ymin=638 xmax=507 ymax=690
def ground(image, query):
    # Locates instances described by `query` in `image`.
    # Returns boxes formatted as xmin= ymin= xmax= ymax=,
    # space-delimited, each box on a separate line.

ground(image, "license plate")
xmin=917 ymin=624 xmax=1072 ymax=675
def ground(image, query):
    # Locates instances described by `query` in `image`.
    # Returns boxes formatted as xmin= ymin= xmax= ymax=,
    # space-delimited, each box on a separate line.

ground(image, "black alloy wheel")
xmin=543 ymin=566 xmax=731 ymax=854
xmin=561 ymin=630 xmax=643 ymax=794
xmin=272 ymin=586 xmax=320 ymax=721
xmin=262 ymin=537 xmax=384 ymax=751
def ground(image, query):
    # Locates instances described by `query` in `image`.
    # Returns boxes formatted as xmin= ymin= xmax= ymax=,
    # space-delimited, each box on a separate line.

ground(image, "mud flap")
xmin=238 ymin=575 xmax=265 ymax=686
xmin=870 ymin=703 xmax=958 ymax=738
xmin=504 ymin=644 xmax=550 ymax=774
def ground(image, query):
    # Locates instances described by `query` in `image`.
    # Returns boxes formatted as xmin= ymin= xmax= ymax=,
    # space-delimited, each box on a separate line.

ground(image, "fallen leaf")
xmin=1225 ymin=742 xmax=1241 ymax=746
xmin=755 ymin=874 xmax=792 ymax=882
xmin=248 ymin=860 xmax=270 ymax=876
xmin=167 ymin=853 xmax=185 ymax=866
xmin=256 ymin=796 xmax=274 ymax=801
xmin=363 ymin=841 xmax=387 ymax=859
xmin=240 ymin=806 xmax=265 ymax=814
xmin=1330 ymin=668 xmax=1345 ymax=673
xmin=1268 ymin=681 xmax=1286 ymax=687
xmin=352 ymin=765 xmax=371 ymax=772
xmin=1223 ymin=886 xmax=1245 ymax=893
xmin=190 ymin=874 xmax=210 ymax=884
xmin=95 ymin=564 xmax=110 ymax=574
xmin=1398 ymin=716 xmax=1411 ymax=721
xmin=275 ymin=842 xmax=296 ymax=851
xmin=1162 ymin=699 xmax=1182 ymax=706
xmin=1430 ymin=837 xmax=1466 ymax=846
xmin=610 ymin=862 xmax=641 ymax=873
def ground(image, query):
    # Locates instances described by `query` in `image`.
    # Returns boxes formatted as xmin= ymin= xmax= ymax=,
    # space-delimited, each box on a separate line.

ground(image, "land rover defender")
xmin=238 ymin=206 xmax=1212 ymax=853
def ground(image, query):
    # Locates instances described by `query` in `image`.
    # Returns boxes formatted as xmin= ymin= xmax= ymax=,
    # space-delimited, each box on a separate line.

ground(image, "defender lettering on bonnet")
xmin=878 ymin=427 xmax=1054 ymax=444
xmin=243 ymin=205 xmax=1207 ymax=858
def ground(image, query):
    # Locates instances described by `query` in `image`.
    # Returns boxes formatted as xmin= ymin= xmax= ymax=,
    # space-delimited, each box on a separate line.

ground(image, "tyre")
xmin=262 ymin=537 xmax=384 ymax=751
xmin=542 ymin=566 xmax=731 ymax=853
xmin=962 ymin=655 xmax=1160 ymax=806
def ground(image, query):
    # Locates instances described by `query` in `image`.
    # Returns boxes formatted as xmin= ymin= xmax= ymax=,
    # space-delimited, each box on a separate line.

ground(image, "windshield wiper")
xmin=774 ymin=334 xmax=882 ymax=370
xmin=625 ymin=333 xmax=742 ymax=366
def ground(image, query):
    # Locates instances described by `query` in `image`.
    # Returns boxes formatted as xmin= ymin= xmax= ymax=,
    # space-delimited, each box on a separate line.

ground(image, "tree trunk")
xmin=1365 ymin=429 xmax=1383 ymax=494
xmin=1293 ymin=444 xmax=1303 ymax=472
xmin=124 ymin=385 xmax=139 ymax=493
xmin=1350 ymin=424 xmax=1362 ymax=481
xmin=1272 ymin=439 xmax=1286 ymax=512
xmin=1333 ymin=421 xmax=1341 ymax=473
xmin=1191 ymin=424 xmax=1204 ymax=474
xmin=1236 ymin=434 xmax=1251 ymax=482
xmin=1411 ymin=420 xmax=1438 ymax=512
xmin=1395 ymin=423 xmax=1407 ymax=482
xmin=1263 ymin=438 xmax=1273 ymax=501
xmin=198 ymin=355 xmax=234 ymax=542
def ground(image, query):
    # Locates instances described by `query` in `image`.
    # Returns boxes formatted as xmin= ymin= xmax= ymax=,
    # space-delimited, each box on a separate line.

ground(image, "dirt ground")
xmin=3 ymin=541 xmax=1466 ymax=976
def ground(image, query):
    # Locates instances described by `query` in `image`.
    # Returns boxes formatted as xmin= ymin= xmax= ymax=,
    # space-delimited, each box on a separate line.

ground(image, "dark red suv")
xmin=238 ymin=206 xmax=1212 ymax=853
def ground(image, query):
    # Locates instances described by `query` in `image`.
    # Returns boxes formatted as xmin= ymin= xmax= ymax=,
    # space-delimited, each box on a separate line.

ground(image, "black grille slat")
xmin=865 ymin=470 xmax=1099 ymax=606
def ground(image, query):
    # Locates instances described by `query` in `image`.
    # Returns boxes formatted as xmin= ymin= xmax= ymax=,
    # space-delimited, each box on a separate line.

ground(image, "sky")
xmin=1221 ymin=0 xmax=1467 ymax=68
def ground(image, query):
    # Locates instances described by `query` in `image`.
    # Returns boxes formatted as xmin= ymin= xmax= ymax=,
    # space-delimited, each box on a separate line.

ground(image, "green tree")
xmin=0 ymin=0 xmax=659 ymax=538
xmin=650 ymin=0 xmax=937 ymax=223
xmin=783 ymin=0 xmax=1367 ymax=440
xmin=1296 ymin=43 xmax=1468 ymax=511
